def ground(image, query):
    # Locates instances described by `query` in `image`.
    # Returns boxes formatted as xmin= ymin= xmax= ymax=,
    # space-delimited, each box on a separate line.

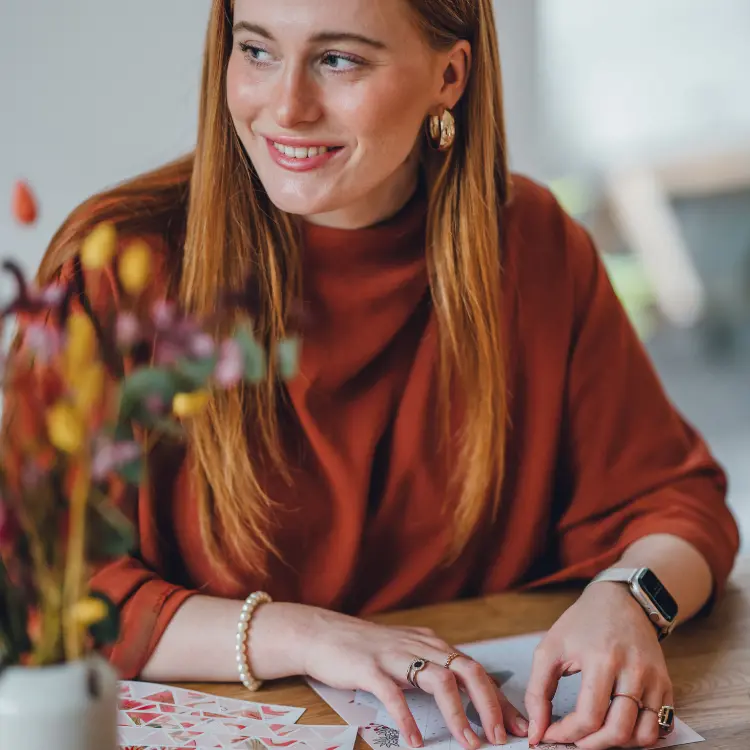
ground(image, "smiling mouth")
xmin=269 ymin=141 xmax=344 ymax=160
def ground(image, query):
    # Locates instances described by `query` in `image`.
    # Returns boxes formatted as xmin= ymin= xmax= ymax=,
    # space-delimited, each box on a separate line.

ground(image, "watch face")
xmin=637 ymin=569 xmax=678 ymax=622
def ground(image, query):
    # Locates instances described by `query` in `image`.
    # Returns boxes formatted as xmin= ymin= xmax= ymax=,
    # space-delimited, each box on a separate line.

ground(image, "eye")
xmin=320 ymin=52 xmax=362 ymax=72
xmin=238 ymin=42 xmax=273 ymax=66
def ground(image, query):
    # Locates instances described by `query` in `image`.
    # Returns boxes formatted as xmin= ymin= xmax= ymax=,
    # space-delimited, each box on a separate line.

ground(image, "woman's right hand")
xmin=261 ymin=604 xmax=528 ymax=749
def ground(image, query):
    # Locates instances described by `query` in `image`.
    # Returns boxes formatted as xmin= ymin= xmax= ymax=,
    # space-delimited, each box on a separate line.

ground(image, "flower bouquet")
xmin=0 ymin=182 xmax=298 ymax=749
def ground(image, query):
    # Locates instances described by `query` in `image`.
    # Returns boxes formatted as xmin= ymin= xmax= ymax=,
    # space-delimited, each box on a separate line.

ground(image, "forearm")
xmin=141 ymin=596 xmax=308 ymax=683
xmin=616 ymin=532 xmax=713 ymax=623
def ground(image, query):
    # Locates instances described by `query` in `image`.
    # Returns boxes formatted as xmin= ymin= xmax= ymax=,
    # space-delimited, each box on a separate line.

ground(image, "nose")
xmin=272 ymin=62 xmax=323 ymax=130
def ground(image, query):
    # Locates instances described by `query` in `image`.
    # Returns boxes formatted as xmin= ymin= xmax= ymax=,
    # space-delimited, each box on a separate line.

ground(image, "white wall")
xmin=0 ymin=0 xmax=541 ymax=297
xmin=539 ymin=0 xmax=750 ymax=174
xmin=0 ymin=0 xmax=207 ymax=293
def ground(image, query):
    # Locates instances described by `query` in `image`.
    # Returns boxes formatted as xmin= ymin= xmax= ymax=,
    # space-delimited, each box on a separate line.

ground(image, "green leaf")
xmin=277 ymin=337 xmax=300 ymax=379
xmin=118 ymin=367 xmax=182 ymax=420
xmin=175 ymin=355 xmax=218 ymax=390
xmin=234 ymin=327 xmax=267 ymax=383
xmin=115 ymin=457 xmax=144 ymax=485
xmin=86 ymin=501 xmax=135 ymax=560
xmin=85 ymin=592 xmax=120 ymax=647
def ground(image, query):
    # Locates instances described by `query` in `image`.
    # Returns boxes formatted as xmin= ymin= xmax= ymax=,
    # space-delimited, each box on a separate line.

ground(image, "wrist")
xmin=585 ymin=567 xmax=677 ymax=640
xmin=245 ymin=601 xmax=315 ymax=681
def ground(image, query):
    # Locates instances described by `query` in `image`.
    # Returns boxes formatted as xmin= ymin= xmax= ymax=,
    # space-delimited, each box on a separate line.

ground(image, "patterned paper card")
xmin=118 ymin=721 xmax=358 ymax=750
xmin=119 ymin=709 xmax=287 ymax=735
xmin=118 ymin=681 xmax=305 ymax=723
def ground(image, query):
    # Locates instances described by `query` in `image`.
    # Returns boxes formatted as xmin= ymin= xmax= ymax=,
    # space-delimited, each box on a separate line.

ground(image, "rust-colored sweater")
xmin=17 ymin=176 xmax=743 ymax=679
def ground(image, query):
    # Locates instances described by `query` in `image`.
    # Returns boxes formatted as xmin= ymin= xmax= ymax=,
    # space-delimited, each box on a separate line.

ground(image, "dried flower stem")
xmin=62 ymin=457 xmax=91 ymax=661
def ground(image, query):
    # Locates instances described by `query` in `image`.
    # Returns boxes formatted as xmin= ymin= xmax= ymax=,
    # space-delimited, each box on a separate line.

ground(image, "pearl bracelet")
xmin=236 ymin=591 xmax=272 ymax=692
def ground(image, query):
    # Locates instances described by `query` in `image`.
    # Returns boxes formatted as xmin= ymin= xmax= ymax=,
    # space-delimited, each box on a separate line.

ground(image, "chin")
xmin=257 ymin=178 xmax=342 ymax=218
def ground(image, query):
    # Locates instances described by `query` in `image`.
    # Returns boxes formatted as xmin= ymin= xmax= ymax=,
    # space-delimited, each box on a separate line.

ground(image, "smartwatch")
xmin=588 ymin=567 xmax=679 ymax=640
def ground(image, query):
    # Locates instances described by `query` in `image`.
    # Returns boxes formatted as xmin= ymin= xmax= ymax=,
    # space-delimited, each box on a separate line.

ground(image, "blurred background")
xmin=1 ymin=0 xmax=748 ymax=550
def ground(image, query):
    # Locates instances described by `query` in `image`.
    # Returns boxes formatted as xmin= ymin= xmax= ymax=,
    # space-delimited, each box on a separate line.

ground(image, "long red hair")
xmin=29 ymin=0 xmax=510 ymax=581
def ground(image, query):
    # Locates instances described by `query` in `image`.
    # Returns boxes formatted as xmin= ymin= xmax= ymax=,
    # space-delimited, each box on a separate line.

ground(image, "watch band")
xmin=588 ymin=567 xmax=677 ymax=640
xmin=590 ymin=568 xmax=639 ymax=585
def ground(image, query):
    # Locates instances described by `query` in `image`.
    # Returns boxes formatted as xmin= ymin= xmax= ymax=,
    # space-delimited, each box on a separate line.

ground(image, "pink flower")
xmin=154 ymin=340 xmax=183 ymax=366
xmin=189 ymin=333 xmax=215 ymax=359
xmin=22 ymin=322 xmax=63 ymax=361
xmin=116 ymin=312 xmax=141 ymax=348
xmin=214 ymin=339 xmax=244 ymax=387
xmin=92 ymin=439 xmax=142 ymax=481
xmin=37 ymin=283 xmax=66 ymax=307
xmin=152 ymin=300 xmax=176 ymax=330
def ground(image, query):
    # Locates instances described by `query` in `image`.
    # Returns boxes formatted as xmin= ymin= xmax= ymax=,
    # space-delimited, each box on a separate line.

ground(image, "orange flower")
xmin=11 ymin=180 xmax=38 ymax=225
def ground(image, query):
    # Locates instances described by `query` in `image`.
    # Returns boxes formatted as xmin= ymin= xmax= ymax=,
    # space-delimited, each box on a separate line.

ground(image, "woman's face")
xmin=227 ymin=0 xmax=469 ymax=228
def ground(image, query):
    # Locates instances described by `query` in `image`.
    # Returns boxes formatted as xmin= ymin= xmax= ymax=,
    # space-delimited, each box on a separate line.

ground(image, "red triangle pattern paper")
xmin=143 ymin=690 xmax=178 ymax=704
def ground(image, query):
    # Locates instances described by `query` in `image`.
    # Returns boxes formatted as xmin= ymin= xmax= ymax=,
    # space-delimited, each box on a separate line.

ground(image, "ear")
xmin=433 ymin=40 xmax=472 ymax=112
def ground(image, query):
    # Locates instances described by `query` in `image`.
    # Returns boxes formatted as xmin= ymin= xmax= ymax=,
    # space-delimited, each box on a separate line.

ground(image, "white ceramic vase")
xmin=0 ymin=654 xmax=118 ymax=750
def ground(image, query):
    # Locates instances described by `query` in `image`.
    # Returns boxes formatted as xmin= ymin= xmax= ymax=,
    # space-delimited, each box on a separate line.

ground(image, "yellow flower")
xmin=118 ymin=240 xmax=152 ymax=295
xmin=173 ymin=390 xmax=210 ymax=417
xmin=65 ymin=312 xmax=96 ymax=380
xmin=71 ymin=597 xmax=109 ymax=627
xmin=74 ymin=362 xmax=105 ymax=416
xmin=46 ymin=402 xmax=84 ymax=454
xmin=80 ymin=222 xmax=117 ymax=270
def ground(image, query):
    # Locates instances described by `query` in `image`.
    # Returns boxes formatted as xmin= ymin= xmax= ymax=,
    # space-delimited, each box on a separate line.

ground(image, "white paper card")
xmin=308 ymin=632 xmax=704 ymax=750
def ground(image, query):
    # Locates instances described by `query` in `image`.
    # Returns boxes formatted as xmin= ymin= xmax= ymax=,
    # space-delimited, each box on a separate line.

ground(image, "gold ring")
xmin=657 ymin=705 xmax=675 ymax=732
xmin=611 ymin=692 xmax=642 ymax=709
xmin=444 ymin=652 xmax=461 ymax=670
xmin=641 ymin=705 xmax=675 ymax=732
xmin=406 ymin=657 xmax=428 ymax=688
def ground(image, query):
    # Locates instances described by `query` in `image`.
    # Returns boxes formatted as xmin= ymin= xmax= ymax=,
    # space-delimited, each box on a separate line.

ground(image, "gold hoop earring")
xmin=426 ymin=108 xmax=456 ymax=152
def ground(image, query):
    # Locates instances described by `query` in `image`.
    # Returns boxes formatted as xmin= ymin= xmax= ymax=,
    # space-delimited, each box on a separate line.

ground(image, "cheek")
xmin=346 ymin=81 xmax=429 ymax=156
xmin=226 ymin=55 xmax=256 ymax=125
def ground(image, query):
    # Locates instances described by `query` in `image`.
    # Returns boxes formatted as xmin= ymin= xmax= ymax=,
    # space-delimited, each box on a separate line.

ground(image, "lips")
xmin=263 ymin=136 xmax=344 ymax=172
xmin=270 ymin=141 xmax=341 ymax=160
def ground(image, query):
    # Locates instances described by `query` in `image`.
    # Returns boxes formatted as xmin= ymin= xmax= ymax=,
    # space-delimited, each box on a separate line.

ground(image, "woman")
xmin=7 ymin=0 xmax=740 ymax=749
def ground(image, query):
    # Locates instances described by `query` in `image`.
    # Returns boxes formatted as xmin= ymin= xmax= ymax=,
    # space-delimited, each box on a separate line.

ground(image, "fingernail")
xmin=409 ymin=734 xmax=423 ymax=747
xmin=463 ymin=728 xmax=481 ymax=749
xmin=492 ymin=724 xmax=506 ymax=744
xmin=514 ymin=717 xmax=529 ymax=736
xmin=527 ymin=720 xmax=537 ymax=744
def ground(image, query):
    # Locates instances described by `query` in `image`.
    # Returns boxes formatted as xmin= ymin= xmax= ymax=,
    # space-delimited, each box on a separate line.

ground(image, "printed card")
xmin=118 ymin=681 xmax=305 ymax=724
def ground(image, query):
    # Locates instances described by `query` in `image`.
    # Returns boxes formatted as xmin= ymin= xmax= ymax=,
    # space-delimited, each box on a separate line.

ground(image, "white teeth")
xmin=272 ymin=142 xmax=333 ymax=159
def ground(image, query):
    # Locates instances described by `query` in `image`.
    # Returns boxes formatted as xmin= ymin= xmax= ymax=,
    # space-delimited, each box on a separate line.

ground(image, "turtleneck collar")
xmin=300 ymin=174 xmax=428 ymax=272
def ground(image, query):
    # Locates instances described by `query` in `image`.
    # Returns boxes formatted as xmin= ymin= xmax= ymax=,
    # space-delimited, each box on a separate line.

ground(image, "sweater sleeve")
xmin=540 ymin=212 xmax=741 ymax=602
xmin=3 ymin=252 xmax=197 ymax=679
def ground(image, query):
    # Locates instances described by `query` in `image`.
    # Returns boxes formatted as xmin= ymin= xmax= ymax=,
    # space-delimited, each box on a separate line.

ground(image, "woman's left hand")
xmin=524 ymin=582 xmax=673 ymax=749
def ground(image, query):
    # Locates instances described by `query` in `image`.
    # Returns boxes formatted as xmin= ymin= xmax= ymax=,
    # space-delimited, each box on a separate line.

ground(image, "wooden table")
xmin=188 ymin=557 xmax=750 ymax=749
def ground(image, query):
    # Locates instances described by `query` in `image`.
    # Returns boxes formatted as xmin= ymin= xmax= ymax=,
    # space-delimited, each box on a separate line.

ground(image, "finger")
xmin=448 ymin=656 xmax=507 ymax=744
xmin=416 ymin=664 xmax=482 ymax=750
xmin=541 ymin=655 xmax=616 ymax=744
xmin=524 ymin=642 xmax=560 ymax=745
xmin=659 ymin=684 xmax=676 ymax=737
xmin=496 ymin=690 xmax=529 ymax=739
xmin=368 ymin=671 xmax=423 ymax=748
xmin=575 ymin=673 xmax=643 ymax=750
xmin=628 ymin=681 xmax=665 ymax=749
xmin=412 ymin=635 xmax=455 ymax=656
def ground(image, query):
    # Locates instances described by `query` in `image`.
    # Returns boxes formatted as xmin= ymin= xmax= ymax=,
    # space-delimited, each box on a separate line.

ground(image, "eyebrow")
xmin=232 ymin=21 xmax=387 ymax=50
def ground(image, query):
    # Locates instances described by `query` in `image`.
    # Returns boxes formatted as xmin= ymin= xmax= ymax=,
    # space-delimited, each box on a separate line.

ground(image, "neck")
xmin=302 ymin=158 xmax=422 ymax=231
